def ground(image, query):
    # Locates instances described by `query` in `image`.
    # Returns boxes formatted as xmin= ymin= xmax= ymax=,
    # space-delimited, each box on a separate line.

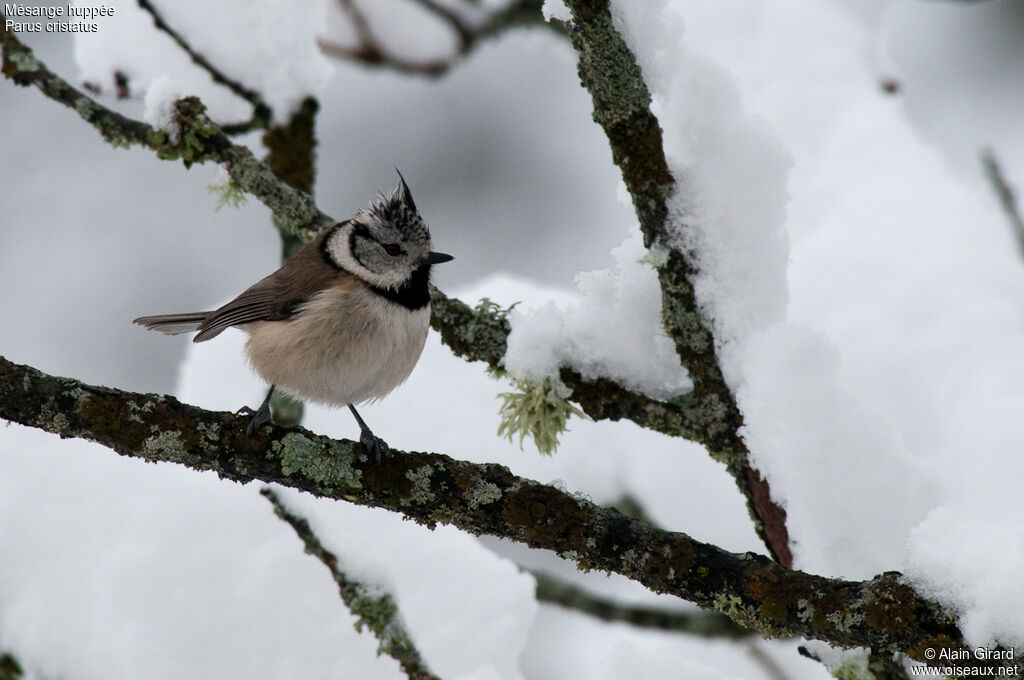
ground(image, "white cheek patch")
xmin=326 ymin=223 xmax=412 ymax=291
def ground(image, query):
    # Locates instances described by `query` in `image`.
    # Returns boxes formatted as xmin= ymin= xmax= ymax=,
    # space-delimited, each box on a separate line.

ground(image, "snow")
xmin=610 ymin=0 xmax=1024 ymax=647
xmin=503 ymin=232 xmax=692 ymax=400
xmin=142 ymin=76 xmax=183 ymax=142
xmin=72 ymin=0 xmax=333 ymax=122
xmin=541 ymin=0 xmax=571 ymax=23
xmin=906 ymin=509 xmax=1024 ymax=649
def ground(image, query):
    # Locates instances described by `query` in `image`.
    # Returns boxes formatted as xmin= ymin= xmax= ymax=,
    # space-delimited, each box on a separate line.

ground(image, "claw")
xmin=360 ymin=431 xmax=390 ymax=464
xmin=241 ymin=386 xmax=275 ymax=436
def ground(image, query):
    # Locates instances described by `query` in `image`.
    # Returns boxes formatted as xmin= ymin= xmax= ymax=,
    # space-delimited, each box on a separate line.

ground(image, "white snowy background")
xmin=2 ymin=0 xmax=1024 ymax=678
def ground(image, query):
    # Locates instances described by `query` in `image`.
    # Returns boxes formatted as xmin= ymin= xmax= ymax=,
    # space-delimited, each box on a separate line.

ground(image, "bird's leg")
xmin=348 ymin=404 xmax=389 ymax=463
xmin=239 ymin=385 xmax=276 ymax=436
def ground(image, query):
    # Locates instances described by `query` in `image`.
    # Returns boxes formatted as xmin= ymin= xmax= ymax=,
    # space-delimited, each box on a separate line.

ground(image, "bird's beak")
xmin=427 ymin=251 xmax=454 ymax=264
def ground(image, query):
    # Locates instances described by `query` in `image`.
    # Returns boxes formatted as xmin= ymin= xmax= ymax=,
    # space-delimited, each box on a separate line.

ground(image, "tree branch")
xmin=981 ymin=148 xmax=1024 ymax=259
xmin=2 ymin=354 xmax=1017 ymax=676
xmin=560 ymin=0 xmax=793 ymax=567
xmin=261 ymin=488 xmax=441 ymax=680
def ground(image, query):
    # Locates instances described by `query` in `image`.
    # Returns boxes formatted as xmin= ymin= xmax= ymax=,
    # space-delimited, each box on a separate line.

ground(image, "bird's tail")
xmin=133 ymin=312 xmax=212 ymax=336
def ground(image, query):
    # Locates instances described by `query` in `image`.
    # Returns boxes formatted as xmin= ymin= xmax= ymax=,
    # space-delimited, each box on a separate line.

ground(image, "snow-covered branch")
xmin=560 ymin=0 xmax=792 ymax=565
xmin=135 ymin=0 xmax=272 ymax=132
xmin=0 ymin=353 xmax=1014 ymax=674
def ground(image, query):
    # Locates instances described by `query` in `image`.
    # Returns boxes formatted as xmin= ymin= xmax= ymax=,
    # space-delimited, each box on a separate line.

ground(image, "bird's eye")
xmin=383 ymin=243 xmax=401 ymax=256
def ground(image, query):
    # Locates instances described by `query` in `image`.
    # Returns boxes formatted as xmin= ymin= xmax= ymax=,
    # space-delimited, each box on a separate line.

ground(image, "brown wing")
xmin=193 ymin=223 xmax=345 ymax=342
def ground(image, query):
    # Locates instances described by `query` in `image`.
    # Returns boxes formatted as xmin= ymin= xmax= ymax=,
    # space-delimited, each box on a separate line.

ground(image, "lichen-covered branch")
xmin=261 ymin=488 xmax=441 ymax=680
xmin=560 ymin=0 xmax=793 ymax=567
xmin=2 ymin=355 xmax=1018 ymax=676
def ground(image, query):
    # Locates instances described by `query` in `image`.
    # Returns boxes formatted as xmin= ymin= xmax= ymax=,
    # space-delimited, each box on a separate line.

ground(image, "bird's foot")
xmin=360 ymin=429 xmax=390 ymax=464
xmin=238 ymin=402 xmax=273 ymax=436
xmin=239 ymin=387 xmax=276 ymax=436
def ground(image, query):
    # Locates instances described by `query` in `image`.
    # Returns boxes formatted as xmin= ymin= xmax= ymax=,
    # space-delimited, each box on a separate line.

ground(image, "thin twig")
xmin=981 ymin=148 xmax=1024 ymax=258
xmin=407 ymin=0 xmax=476 ymax=49
xmin=261 ymin=488 xmax=441 ymax=680
xmin=746 ymin=642 xmax=791 ymax=680
xmin=321 ymin=0 xmax=565 ymax=78
xmin=532 ymin=571 xmax=757 ymax=638
xmin=136 ymin=0 xmax=272 ymax=128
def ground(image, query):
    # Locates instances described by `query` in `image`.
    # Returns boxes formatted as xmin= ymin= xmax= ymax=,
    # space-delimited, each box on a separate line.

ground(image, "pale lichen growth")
xmin=402 ymin=464 xmax=436 ymax=505
xmin=831 ymin=661 xmax=875 ymax=680
xmin=276 ymin=433 xmax=362 ymax=489
xmin=208 ymin=171 xmax=248 ymax=210
xmin=127 ymin=399 xmax=155 ymax=424
xmin=140 ymin=429 xmax=186 ymax=460
xmin=826 ymin=609 xmax=865 ymax=635
xmin=620 ymin=547 xmax=648 ymax=572
xmin=465 ymin=479 xmax=501 ymax=510
xmin=8 ymin=49 xmax=41 ymax=73
xmin=73 ymin=96 xmax=95 ymax=120
xmin=497 ymin=377 xmax=585 ymax=455
xmin=196 ymin=420 xmax=221 ymax=442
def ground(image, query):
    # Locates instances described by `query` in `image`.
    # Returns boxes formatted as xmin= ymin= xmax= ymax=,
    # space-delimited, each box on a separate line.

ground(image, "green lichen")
xmin=569 ymin=9 xmax=651 ymax=128
xmin=712 ymin=593 xmax=788 ymax=638
xmin=8 ymin=49 xmax=40 ymax=73
xmin=497 ymin=377 xmax=585 ymax=455
xmin=207 ymin=173 xmax=248 ymax=210
xmin=830 ymin=659 xmax=874 ymax=680
xmin=276 ymin=432 xmax=361 ymax=489
xmin=73 ymin=95 xmax=95 ymax=119
xmin=350 ymin=589 xmax=398 ymax=636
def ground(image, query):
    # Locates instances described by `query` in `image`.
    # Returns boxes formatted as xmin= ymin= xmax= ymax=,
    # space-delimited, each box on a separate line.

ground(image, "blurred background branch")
xmin=262 ymin=487 xmax=442 ymax=680
xmin=320 ymin=0 xmax=567 ymax=77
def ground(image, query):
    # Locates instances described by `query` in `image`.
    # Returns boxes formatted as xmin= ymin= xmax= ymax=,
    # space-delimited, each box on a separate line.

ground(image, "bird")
xmin=134 ymin=173 xmax=453 ymax=461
